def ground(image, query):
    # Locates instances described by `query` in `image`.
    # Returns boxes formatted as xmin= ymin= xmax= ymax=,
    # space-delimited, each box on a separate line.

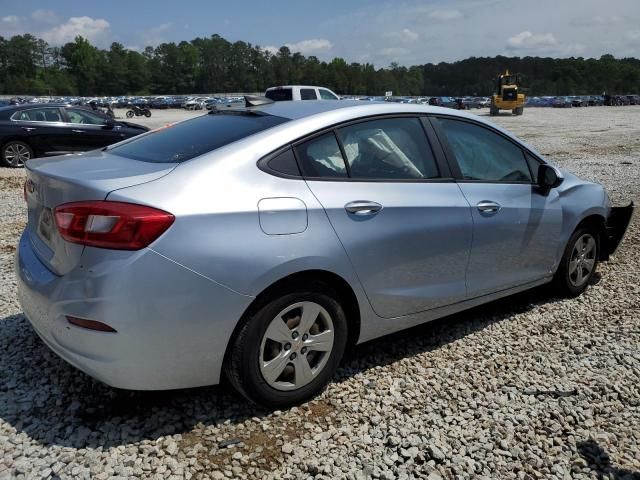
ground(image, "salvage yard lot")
xmin=0 ymin=107 xmax=639 ymax=479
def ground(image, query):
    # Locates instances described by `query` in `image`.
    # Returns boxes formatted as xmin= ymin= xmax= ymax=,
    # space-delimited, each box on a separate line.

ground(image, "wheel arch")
xmin=573 ymin=213 xmax=608 ymax=260
xmin=222 ymin=269 xmax=362 ymax=369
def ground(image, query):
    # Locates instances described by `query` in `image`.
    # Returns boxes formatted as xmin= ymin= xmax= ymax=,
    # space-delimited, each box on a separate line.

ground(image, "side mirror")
xmin=537 ymin=164 xmax=563 ymax=190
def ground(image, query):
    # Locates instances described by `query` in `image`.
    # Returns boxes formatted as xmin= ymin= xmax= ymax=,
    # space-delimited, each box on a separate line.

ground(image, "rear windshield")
xmin=265 ymin=88 xmax=293 ymax=101
xmin=108 ymin=112 xmax=288 ymax=163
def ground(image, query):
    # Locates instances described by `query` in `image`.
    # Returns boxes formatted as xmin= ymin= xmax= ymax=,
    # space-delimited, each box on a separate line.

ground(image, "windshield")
xmin=108 ymin=112 xmax=289 ymax=163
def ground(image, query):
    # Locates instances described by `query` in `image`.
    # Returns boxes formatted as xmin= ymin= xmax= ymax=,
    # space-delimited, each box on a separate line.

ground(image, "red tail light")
xmin=54 ymin=201 xmax=174 ymax=250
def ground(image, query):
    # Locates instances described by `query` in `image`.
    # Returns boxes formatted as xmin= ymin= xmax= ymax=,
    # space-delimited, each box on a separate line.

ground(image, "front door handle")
xmin=477 ymin=201 xmax=501 ymax=214
xmin=71 ymin=129 xmax=85 ymax=133
xmin=21 ymin=127 xmax=36 ymax=132
xmin=345 ymin=201 xmax=382 ymax=215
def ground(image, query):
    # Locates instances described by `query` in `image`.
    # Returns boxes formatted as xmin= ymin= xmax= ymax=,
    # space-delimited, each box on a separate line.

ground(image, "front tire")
xmin=1 ymin=140 xmax=33 ymax=168
xmin=126 ymin=110 xmax=134 ymax=118
xmin=553 ymin=228 xmax=599 ymax=297
xmin=225 ymin=284 xmax=348 ymax=408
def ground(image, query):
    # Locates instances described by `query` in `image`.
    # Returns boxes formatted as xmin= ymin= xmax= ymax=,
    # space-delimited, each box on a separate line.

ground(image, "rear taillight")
xmin=54 ymin=201 xmax=174 ymax=250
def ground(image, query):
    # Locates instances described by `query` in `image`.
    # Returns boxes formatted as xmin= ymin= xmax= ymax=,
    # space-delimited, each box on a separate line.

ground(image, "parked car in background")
xmin=627 ymin=95 xmax=640 ymax=105
xmin=0 ymin=104 xmax=148 ymax=167
xmin=265 ymin=85 xmax=340 ymax=101
xmin=552 ymin=97 xmax=573 ymax=108
xmin=15 ymin=101 xmax=632 ymax=407
xmin=570 ymin=96 xmax=585 ymax=107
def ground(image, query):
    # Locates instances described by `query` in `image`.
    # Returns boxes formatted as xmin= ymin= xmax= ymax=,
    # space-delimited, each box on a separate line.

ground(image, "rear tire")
xmin=126 ymin=110 xmax=134 ymax=118
xmin=553 ymin=228 xmax=599 ymax=297
xmin=1 ymin=140 xmax=33 ymax=168
xmin=225 ymin=283 xmax=348 ymax=408
xmin=144 ymin=111 xmax=151 ymax=118
xmin=490 ymin=105 xmax=499 ymax=116
xmin=514 ymin=107 xmax=524 ymax=115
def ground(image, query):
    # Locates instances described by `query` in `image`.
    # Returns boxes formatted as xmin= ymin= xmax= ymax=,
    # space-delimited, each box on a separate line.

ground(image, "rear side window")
xmin=295 ymin=133 xmax=348 ymax=178
xmin=300 ymin=89 xmax=317 ymax=100
xmin=265 ymin=88 xmax=293 ymax=101
xmin=12 ymin=107 xmax=63 ymax=122
xmin=109 ymin=112 xmax=288 ymax=163
xmin=437 ymin=118 xmax=532 ymax=183
xmin=337 ymin=118 xmax=439 ymax=179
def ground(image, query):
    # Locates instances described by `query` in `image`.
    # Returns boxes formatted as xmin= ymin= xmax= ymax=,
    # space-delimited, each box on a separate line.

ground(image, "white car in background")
xmin=265 ymin=85 xmax=340 ymax=101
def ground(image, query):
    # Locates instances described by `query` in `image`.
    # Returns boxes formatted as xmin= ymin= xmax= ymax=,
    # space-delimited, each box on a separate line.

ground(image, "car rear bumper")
xmin=603 ymin=202 xmax=634 ymax=259
xmin=15 ymin=230 xmax=252 ymax=390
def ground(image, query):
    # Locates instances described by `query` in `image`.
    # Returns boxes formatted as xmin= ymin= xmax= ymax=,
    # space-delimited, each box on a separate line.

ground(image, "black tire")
xmin=553 ymin=227 xmax=600 ymax=297
xmin=1 ymin=140 xmax=33 ymax=168
xmin=225 ymin=283 xmax=348 ymax=408
xmin=144 ymin=111 xmax=151 ymax=118
xmin=514 ymin=107 xmax=524 ymax=116
xmin=126 ymin=110 xmax=134 ymax=118
xmin=490 ymin=105 xmax=499 ymax=116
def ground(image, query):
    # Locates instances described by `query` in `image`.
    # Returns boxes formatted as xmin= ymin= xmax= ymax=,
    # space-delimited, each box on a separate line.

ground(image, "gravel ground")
xmin=1 ymin=106 xmax=639 ymax=480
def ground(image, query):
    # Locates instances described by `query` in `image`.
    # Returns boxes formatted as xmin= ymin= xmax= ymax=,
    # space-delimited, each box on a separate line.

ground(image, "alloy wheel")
xmin=568 ymin=233 xmax=597 ymax=287
xmin=4 ymin=143 xmax=31 ymax=167
xmin=259 ymin=301 xmax=335 ymax=391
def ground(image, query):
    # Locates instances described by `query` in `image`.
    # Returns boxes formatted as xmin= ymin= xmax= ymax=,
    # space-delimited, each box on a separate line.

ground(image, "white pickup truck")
xmin=265 ymin=85 xmax=340 ymax=101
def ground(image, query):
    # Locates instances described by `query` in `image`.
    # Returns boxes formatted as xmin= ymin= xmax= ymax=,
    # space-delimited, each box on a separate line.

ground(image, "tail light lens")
xmin=54 ymin=201 xmax=174 ymax=250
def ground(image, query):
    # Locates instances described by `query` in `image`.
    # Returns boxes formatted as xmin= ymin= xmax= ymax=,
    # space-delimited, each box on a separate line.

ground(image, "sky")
xmin=1 ymin=0 xmax=639 ymax=66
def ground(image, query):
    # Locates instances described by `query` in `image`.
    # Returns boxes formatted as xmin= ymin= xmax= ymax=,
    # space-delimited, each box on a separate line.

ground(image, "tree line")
xmin=1 ymin=33 xmax=639 ymax=97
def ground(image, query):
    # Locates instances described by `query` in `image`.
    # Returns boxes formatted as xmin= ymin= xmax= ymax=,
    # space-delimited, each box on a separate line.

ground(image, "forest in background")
xmin=1 ymin=33 xmax=639 ymax=96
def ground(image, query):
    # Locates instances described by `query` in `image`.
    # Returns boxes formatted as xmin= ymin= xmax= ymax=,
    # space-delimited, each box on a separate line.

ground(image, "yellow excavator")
xmin=490 ymin=69 xmax=525 ymax=116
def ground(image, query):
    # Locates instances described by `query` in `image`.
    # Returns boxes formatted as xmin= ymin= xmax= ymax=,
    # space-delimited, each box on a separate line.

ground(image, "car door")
xmin=63 ymin=107 xmax=126 ymax=151
xmin=296 ymin=116 xmax=473 ymax=319
xmin=10 ymin=107 xmax=74 ymax=155
xmin=432 ymin=116 xmax=562 ymax=297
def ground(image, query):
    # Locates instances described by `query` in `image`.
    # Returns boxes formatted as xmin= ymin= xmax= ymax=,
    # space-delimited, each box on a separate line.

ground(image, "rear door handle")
xmin=345 ymin=201 xmax=382 ymax=215
xmin=72 ymin=129 xmax=85 ymax=133
xmin=21 ymin=127 xmax=36 ymax=132
xmin=477 ymin=201 xmax=501 ymax=213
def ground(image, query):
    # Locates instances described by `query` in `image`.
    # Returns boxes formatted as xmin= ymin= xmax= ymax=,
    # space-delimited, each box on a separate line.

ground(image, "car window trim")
xmin=10 ymin=107 xmax=66 ymax=124
xmin=290 ymin=113 xmax=455 ymax=184
xmin=429 ymin=114 xmax=542 ymax=185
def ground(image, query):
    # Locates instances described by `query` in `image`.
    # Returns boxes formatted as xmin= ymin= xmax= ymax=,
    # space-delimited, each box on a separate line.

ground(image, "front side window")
xmin=12 ymin=107 xmax=63 ymax=122
xmin=295 ymin=133 xmax=347 ymax=178
xmin=319 ymin=89 xmax=339 ymax=100
xmin=437 ymin=118 xmax=532 ymax=182
xmin=300 ymin=89 xmax=317 ymax=100
xmin=525 ymin=152 xmax=541 ymax=183
xmin=66 ymin=108 xmax=107 ymax=125
xmin=109 ymin=112 xmax=289 ymax=163
xmin=337 ymin=118 xmax=439 ymax=180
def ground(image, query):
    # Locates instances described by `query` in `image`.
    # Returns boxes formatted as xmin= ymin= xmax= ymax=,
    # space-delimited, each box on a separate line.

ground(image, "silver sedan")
xmin=15 ymin=100 xmax=632 ymax=407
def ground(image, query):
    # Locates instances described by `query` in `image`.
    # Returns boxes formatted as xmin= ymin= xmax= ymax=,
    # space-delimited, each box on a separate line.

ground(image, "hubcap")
xmin=4 ymin=143 xmax=31 ymax=167
xmin=568 ymin=234 xmax=597 ymax=287
xmin=259 ymin=301 xmax=335 ymax=391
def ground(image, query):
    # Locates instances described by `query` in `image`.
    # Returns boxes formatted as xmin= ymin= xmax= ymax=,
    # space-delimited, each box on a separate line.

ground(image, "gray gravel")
xmin=1 ymin=106 xmax=639 ymax=479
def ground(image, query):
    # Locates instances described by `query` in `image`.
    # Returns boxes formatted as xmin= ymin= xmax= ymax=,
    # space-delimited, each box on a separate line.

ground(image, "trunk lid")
xmin=25 ymin=151 xmax=176 ymax=275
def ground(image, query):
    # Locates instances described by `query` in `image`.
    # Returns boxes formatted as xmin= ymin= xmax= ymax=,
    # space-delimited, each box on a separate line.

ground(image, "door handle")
xmin=72 ymin=129 xmax=85 ymax=133
xmin=21 ymin=127 xmax=36 ymax=132
xmin=345 ymin=201 xmax=382 ymax=215
xmin=477 ymin=201 xmax=501 ymax=213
